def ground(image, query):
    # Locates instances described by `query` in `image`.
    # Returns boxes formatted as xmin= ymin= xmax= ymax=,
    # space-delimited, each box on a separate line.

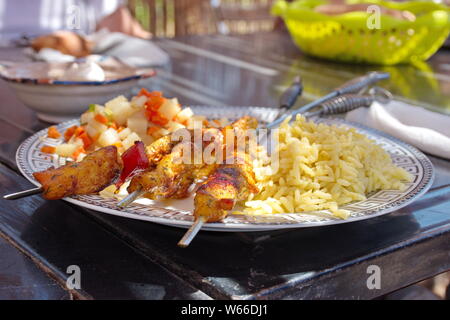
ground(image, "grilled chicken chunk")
xmin=33 ymin=146 xmax=123 ymax=200
xmin=146 ymin=135 xmax=180 ymax=166
xmin=194 ymin=151 xmax=259 ymax=222
xmin=128 ymin=128 xmax=224 ymax=199
xmin=129 ymin=144 xmax=192 ymax=199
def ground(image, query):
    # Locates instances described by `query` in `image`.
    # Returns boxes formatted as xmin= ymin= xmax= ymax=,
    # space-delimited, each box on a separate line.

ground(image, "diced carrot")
xmin=146 ymin=126 xmax=160 ymax=135
xmin=64 ymin=125 xmax=78 ymax=141
xmin=144 ymin=109 xmax=155 ymax=121
xmin=47 ymin=126 xmax=61 ymax=139
xmin=117 ymin=126 xmax=125 ymax=133
xmin=146 ymin=96 xmax=165 ymax=111
xmin=74 ymin=126 xmax=85 ymax=137
xmin=151 ymin=113 xmax=169 ymax=126
xmin=138 ymin=88 xmax=152 ymax=97
xmin=40 ymin=145 xmax=56 ymax=154
xmin=139 ymin=88 xmax=162 ymax=98
xmin=109 ymin=122 xmax=118 ymax=130
xmin=78 ymin=132 xmax=92 ymax=149
xmin=71 ymin=146 xmax=85 ymax=160
xmin=94 ymin=113 xmax=108 ymax=124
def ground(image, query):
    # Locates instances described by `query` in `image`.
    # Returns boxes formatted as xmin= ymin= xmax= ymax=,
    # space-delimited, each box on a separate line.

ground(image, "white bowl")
xmin=6 ymin=79 xmax=143 ymax=123
xmin=1 ymin=60 xmax=155 ymax=123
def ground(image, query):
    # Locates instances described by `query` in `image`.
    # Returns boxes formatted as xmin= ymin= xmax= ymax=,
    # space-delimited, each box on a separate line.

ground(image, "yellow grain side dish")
xmin=239 ymin=115 xmax=413 ymax=219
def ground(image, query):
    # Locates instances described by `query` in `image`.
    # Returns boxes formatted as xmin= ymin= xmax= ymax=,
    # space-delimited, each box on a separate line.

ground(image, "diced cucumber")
xmin=98 ymin=128 xmax=120 ymax=147
xmin=158 ymin=98 xmax=181 ymax=122
xmin=175 ymin=107 xmax=193 ymax=123
xmin=55 ymin=143 xmax=78 ymax=157
xmin=118 ymin=127 xmax=131 ymax=140
xmin=131 ymin=95 xmax=147 ymax=109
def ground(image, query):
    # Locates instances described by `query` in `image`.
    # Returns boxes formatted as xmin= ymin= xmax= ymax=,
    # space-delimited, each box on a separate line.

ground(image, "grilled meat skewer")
xmin=33 ymin=146 xmax=123 ymax=200
xmin=194 ymin=151 xmax=259 ymax=222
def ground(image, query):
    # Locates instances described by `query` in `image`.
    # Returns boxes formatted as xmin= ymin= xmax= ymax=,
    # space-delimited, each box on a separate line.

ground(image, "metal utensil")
xmin=267 ymin=71 xmax=390 ymax=129
xmin=304 ymin=86 xmax=393 ymax=118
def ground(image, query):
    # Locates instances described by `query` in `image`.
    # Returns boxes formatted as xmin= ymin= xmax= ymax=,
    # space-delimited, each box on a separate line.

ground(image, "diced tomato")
xmin=116 ymin=141 xmax=150 ymax=187
xmin=71 ymin=146 xmax=85 ymax=160
xmin=219 ymin=198 xmax=235 ymax=210
xmin=40 ymin=145 xmax=56 ymax=154
xmin=94 ymin=113 xmax=108 ymax=124
xmin=146 ymin=126 xmax=160 ymax=136
xmin=64 ymin=125 xmax=78 ymax=141
xmin=78 ymin=132 xmax=92 ymax=149
xmin=47 ymin=126 xmax=61 ymax=139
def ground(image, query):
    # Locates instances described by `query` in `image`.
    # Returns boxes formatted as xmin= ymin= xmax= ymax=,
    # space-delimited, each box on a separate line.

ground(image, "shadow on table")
xmin=17 ymin=201 xmax=203 ymax=299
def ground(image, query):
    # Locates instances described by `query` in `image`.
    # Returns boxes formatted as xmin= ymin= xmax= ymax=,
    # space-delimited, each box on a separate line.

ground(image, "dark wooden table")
xmin=1 ymin=31 xmax=450 ymax=300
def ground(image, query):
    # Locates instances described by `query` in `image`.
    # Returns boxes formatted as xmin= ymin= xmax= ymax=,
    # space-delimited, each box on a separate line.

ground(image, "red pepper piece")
xmin=116 ymin=141 xmax=149 ymax=188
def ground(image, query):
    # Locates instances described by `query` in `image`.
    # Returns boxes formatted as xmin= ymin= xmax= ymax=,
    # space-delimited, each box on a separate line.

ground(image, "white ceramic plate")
xmin=16 ymin=106 xmax=434 ymax=231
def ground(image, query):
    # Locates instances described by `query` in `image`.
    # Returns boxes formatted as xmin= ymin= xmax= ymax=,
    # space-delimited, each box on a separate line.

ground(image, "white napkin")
xmin=345 ymin=100 xmax=450 ymax=159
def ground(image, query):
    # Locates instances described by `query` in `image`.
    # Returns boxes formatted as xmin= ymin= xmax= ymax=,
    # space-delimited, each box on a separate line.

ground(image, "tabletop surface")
xmin=0 ymin=31 xmax=450 ymax=300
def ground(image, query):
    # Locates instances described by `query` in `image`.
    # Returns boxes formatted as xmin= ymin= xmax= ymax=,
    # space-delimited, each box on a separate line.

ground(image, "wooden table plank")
xmin=0 ymin=236 xmax=70 ymax=300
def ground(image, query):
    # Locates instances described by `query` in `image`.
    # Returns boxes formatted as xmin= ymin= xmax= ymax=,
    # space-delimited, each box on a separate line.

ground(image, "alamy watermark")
xmin=66 ymin=4 xmax=81 ymax=30
xmin=366 ymin=5 xmax=381 ymax=30
xmin=66 ymin=265 xmax=81 ymax=290
xmin=366 ymin=265 xmax=381 ymax=290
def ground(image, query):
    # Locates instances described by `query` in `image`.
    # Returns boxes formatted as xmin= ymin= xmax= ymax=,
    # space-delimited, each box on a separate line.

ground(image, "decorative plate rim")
xmin=15 ymin=105 xmax=435 ymax=231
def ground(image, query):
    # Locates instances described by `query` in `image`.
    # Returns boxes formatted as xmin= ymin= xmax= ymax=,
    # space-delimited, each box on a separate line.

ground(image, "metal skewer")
xmin=3 ymin=186 xmax=43 ymax=200
xmin=177 ymin=217 xmax=206 ymax=248
xmin=117 ymin=189 xmax=145 ymax=208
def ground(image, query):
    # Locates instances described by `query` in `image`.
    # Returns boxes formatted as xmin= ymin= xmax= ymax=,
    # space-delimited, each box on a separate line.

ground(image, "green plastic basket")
xmin=272 ymin=0 xmax=450 ymax=65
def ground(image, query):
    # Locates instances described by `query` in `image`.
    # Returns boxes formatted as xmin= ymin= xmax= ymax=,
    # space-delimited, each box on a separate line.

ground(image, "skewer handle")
xmin=178 ymin=217 xmax=206 ymax=248
xmin=3 ymin=187 xmax=43 ymax=200
xmin=267 ymin=71 xmax=390 ymax=129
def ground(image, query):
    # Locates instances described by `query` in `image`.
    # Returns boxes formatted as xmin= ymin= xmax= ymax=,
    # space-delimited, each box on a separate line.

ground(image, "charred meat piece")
xmin=128 ymin=145 xmax=191 ymax=199
xmin=194 ymin=151 xmax=259 ymax=222
xmin=128 ymin=127 xmax=224 ymax=199
xmin=146 ymin=135 xmax=179 ymax=166
xmin=33 ymin=146 xmax=123 ymax=200
xmin=128 ymin=142 xmax=218 ymax=199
